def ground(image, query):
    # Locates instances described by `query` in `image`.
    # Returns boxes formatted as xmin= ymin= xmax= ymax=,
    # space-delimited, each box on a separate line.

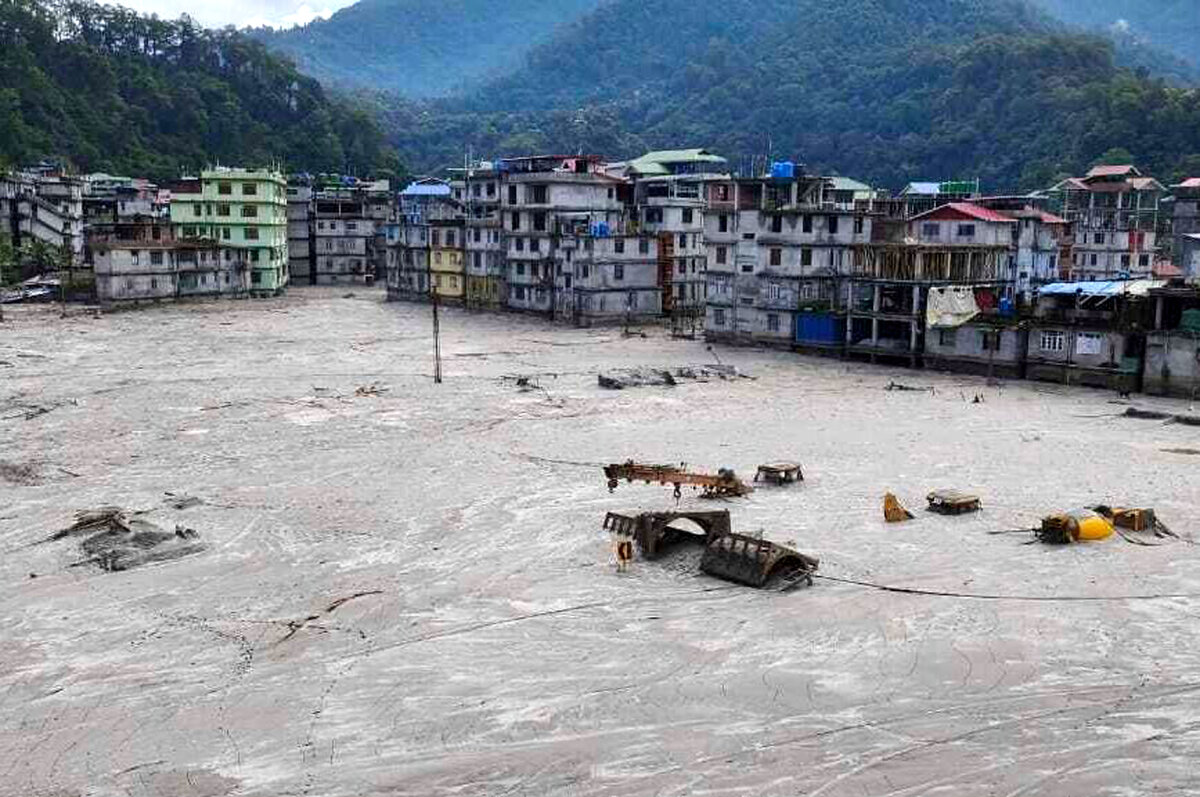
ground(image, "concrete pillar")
xmin=1155 ymin=295 xmax=1164 ymax=331
xmin=872 ymin=284 xmax=881 ymax=313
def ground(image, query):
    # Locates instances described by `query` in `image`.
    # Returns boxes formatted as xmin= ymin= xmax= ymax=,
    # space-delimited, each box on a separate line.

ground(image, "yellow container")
xmin=1070 ymin=510 xmax=1115 ymax=541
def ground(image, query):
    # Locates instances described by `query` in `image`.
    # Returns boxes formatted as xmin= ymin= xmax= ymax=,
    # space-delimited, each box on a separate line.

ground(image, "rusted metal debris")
xmin=884 ymin=493 xmax=914 ymax=523
xmin=701 ymin=532 xmax=819 ymax=590
xmin=602 ymin=509 xmax=818 ymax=590
xmin=603 ymin=461 xmax=753 ymax=499
xmin=926 ymin=490 xmax=981 ymax=515
xmin=755 ymin=462 xmax=804 ymax=486
xmin=603 ymin=510 xmax=732 ymax=559
xmin=598 ymin=365 xmax=749 ymax=390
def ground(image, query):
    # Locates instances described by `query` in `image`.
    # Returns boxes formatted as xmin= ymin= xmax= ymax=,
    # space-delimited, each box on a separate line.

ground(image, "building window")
xmin=714 ymin=309 xmax=725 ymax=326
xmin=980 ymin=330 xmax=1000 ymax=351
xmin=150 ymin=251 xmax=163 ymax=265
xmin=1140 ymin=254 xmax=1150 ymax=268
xmin=800 ymin=248 xmax=812 ymax=267
xmin=770 ymin=248 xmax=782 ymax=266
xmin=741 ymin=263 xmax=753 ymax=274
xmin=683 ymin=209 xmax=694 ymax=224
xmin=828 ymin=216 xmax=839 ymax=234
xmin=922 ymin=222 xmax=939 ymax=238
xmin=770 ymin=216 xmax=782 ymax=233
xmin=445 ymin=231 xmax=454 ymax=246
xmin=245 ymin=227 xmax=259 ymax=240
xmin=130 ymin=250 xmax=140 ymax=265
xmin=250 ymin=250 xmax=260 ymax=262
xmin=251 ymin=272 xmax=261 ymax=284
xmin=716 ymin=246 xmax=727 ymax=265
xmin=627 ymin=292 xmax=637 ymax=309
xmin=767 ymin=314 xmax=780 ymax=332
xmin=802 ymin=215 xmax=812 ymax=233
xmin=317 ymin=221 xmax=324 ymax=230
xmin=718 ymin=214 xmax=729 ymax=233
xmin=218 ymin=183 xmax=232 ymax=195
xmin=516 ymin=263 xmax=525 ymax=276
xmin=1094 ymin=232 xmax=1105 ymax=245
xmin=956 ymin=224 xmax=976 ymax=238
xmin=434 ymin=252 xmax=442 ymax=264
xmin=678 ymin=259 xmax=686 ymax=275
xmin=768 ymin=283 xmax=782 ymax=300
xmin=854 ymin=216 xmax=864 ymax=235
xmin=938 ymin=328 xmax=957 ymax=347
xmin=615 ymin=238 xmax=625 ymax=254
xmin=1040 ymin=330 xmax=1065 ymax=352
xmin=150 ymin=278 xmax=157 ymax=289
xmin=530 ymin=185 xmax=548 ymax=204
xmin=1091 ymin=254 xmax=1098 ymax=267
xmin=1077 ymin=332 xmax=1104 ymax=355
xmin=242 ymin=205 xmax=257 ymax=218
xmin=638 ymin=239 xmax=650 ymax=254
xmin=614 ymin=263 xmax=624 ymax=281
xmin=193 ymin=204 xmax=202 ymax=216
xmin=511 ymin=212 xmax=520 ymax=230
xmin=474 ymin=228 xmax=481 ymax=242
xmin=508 ymin=185 xmax=518 ymax=205
xmin=242 ymin=183 xmax=257 ymax=196
xmin=533 ymin=212 xmax=546 ymax=232
xmin=348 ymin=222 xmax=358 ymax=232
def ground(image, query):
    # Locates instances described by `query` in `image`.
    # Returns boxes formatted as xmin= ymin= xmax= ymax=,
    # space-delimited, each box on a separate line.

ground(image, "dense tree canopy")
xmin=0 ymin=0 xmax=398 ymax=180
xmin=376 ymin=0 xmax=1200 ymax=191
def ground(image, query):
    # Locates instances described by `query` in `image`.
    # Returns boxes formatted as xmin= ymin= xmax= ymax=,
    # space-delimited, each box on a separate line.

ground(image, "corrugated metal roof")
xmin=1086 ymin=164 xmax=1139 ymax=178
xmin=401 ymin=183 xmax=451 ymax=196
xmin=910 ymin=202 xmax=1017 ymax=224
xmin=828 ymin=176 xmax=871 ymax=192
xmin=901 ymin=182 xmax=942 ymax=196
xmin=1038 ymin=280 xmax=1164 ymax=297
xmin=1174 ymin=178 xmax=1200 ymax=189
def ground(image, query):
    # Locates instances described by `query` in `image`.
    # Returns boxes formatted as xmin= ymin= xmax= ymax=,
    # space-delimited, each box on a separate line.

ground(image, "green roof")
xmin=828 ymin=176 xmax=871 ymax=192
xmin=627 ymin=148 xmax=727 ymax=175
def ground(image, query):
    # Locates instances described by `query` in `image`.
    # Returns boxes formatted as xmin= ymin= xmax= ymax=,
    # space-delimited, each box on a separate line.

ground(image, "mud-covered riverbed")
xmin=3 ymin=287 xmax=1200 ymax=796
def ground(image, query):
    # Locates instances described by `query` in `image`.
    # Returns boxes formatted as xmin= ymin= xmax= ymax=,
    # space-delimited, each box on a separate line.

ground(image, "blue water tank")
xmin=771 ymin=161 xmax=796 ymax=180
xmin=999 ymin=297 xmax=1015 ymax=316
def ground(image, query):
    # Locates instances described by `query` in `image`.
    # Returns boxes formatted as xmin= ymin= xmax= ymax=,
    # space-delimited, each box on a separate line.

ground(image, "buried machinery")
xmin=603 ymin=510 xmax=818 ymax=590
xmin=603 ymin=461 xmax=753 ymax=499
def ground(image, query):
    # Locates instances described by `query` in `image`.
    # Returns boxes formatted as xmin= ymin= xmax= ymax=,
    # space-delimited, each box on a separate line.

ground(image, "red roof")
xmin=1153 ymin=260 xmax=1183 ymax=278
xmin=912 ymin=202 xmax=1017 ymax=224
xmin=1173 ymin=178 xmax=1200 ymax=189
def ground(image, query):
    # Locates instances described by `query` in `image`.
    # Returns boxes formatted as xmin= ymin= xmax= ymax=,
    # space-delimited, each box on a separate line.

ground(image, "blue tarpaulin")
xmin=1037 ymin=280 xmax=1163 ymax=297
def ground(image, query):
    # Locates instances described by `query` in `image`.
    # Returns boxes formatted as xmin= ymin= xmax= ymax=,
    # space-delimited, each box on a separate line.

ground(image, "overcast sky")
xmin=116 ymin=0 xmax=356 ymax=29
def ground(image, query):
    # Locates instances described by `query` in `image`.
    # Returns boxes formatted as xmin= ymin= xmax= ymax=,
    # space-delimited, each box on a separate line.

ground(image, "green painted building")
xmin=170 ymin=168 xmax=289 ymax=294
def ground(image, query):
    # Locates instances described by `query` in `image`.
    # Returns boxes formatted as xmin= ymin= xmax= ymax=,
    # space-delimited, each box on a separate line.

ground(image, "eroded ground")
xmin=3 ymin=287 xmax=1200 ymax=796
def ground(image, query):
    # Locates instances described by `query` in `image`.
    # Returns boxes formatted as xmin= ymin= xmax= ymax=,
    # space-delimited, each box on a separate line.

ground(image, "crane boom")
xmin=603 ymin=461 xmax=752 ymax=498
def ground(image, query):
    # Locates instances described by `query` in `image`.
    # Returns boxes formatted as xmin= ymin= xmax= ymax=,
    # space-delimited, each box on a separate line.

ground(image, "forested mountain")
xmin=379 ymin=0 xmax=1200 ymax=191
xmin=1032 ymin=0 xmax=1200 ymax=67
xmin=249 ymin=0 xmax=604 ymax=96
xmin=0 ymin=0 xmax=398 ymax=180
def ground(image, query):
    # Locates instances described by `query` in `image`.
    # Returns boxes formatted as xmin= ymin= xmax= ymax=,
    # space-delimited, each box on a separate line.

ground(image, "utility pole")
xmin=432 ymin=285 xmax=443 ymax=384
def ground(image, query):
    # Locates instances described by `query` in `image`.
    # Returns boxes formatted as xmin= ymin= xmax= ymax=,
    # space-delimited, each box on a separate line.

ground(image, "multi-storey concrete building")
xmin=170 ymin=168 xmax=289 ymax=295
xmin=1170 ymin=178 xmax=1200 ymax=278
xmin=387 ymin=179 xmax=452 ymax=301
xmin=500 ymin=155 xmax=624 ymax=317
xmin=704 ymin=171 xmax=879 ymax=349
xmin=1 ymin=171 xmax=85 ymax=262
xmin=429 ymin=216 xmax=465 ymax=301
xmin=285 ymin=179 xmax=314 ymax=284
xmin=90 ymin=220 xmax=250 ymax=305
xmin=1048 ymin=164 xmax=1164 ymax=280
xmin=313 ymin=187 xmax=374 ymax=285
xmin=452 ymin=164 xmax=506 ymax=309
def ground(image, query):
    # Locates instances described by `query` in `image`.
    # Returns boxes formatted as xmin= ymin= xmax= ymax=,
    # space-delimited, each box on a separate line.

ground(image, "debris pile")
xmin=598 ymin=364 xmax=750 ymax=390
xmin=754 ymin=462 xmax=804 ymax=486
xmin=603 ymin=510 xmax=817 ymax=591
xmin=926 ymin=490 xmax=981 ymax=515
xmin=49 ymin=507 xmax=205 ymax=572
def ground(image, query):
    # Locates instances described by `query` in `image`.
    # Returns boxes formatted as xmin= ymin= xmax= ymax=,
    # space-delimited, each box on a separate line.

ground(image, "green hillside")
xmin=381 ymin=0 xmax=1200 ymax=190
xmin=0 ymin=0 xmax=398 ymax=180
xmin=250 ymin=0 xmax=605 ymax=97
xmin=1033 ymin=0 xmax=1200 ymax=66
